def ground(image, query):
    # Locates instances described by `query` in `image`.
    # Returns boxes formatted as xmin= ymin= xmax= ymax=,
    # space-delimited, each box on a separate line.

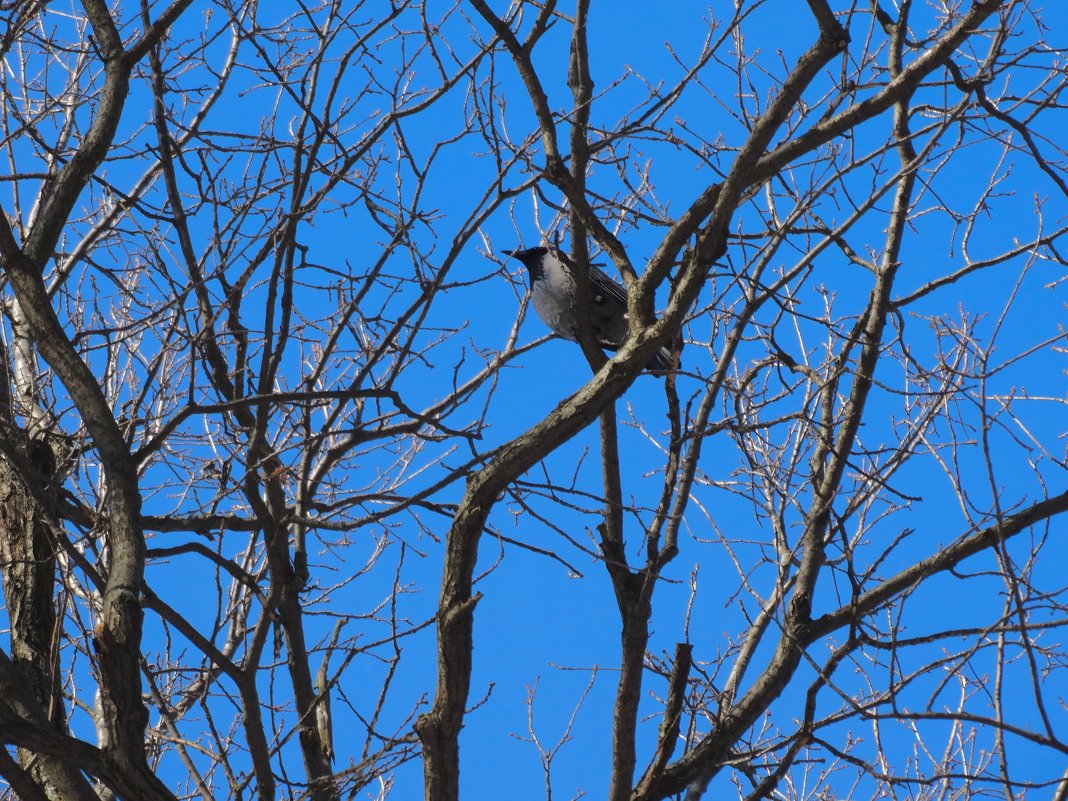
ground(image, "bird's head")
xmin=502 ymin=246 xmax=551 ymax=279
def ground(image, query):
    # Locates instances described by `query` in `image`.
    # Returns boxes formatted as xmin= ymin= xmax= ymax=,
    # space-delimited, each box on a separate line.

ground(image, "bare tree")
xmin=0 ymin=2 xmax=1066 ymax=801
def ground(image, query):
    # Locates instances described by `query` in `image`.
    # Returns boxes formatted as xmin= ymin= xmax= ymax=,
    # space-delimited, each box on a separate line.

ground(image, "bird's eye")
xmin=593 ymin=294 xmax=605 ymax=304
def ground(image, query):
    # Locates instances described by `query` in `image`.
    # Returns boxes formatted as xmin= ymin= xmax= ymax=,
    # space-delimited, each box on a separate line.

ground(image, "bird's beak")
xmin=501 ymin=249 xmax=516 ymax=257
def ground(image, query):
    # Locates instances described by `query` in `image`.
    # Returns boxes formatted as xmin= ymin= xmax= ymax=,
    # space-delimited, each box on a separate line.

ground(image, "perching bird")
xmin=504 ymin=245 xmax=672 ymax=372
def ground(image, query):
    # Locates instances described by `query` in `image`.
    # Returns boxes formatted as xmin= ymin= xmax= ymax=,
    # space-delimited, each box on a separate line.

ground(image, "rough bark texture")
xmin=0 ymin=438 xmax=99 ymax=801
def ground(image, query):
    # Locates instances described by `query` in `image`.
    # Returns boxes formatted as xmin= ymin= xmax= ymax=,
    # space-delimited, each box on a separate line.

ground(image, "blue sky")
xmin=322 ymin=6 xmax=1067 ymax=800
xmin=226 ymin=3 xmax=1067 ymax=797
xmin=4 ymin=1 xmax=1066 ymax=799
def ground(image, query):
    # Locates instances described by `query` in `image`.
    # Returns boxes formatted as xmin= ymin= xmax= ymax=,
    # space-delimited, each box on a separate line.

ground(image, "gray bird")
xmin=504 ymin=245 xmax=672 ymax=372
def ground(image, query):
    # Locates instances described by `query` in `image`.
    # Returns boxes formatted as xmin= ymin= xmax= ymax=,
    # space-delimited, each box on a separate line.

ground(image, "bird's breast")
xmin=532 ymin=279 xmax=577 ymax=341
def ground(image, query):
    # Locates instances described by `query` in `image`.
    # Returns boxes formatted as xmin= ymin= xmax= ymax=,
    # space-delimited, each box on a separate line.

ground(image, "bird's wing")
xmin=588 ymin=266 xmax=629 ymax=307
xmin=554 ymin=249 xmax=629 ymax=306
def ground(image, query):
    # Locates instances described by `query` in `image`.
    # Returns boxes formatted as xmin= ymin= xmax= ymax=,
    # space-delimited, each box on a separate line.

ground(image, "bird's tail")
xmin=646 ymin=340 xmax=680 ymax=374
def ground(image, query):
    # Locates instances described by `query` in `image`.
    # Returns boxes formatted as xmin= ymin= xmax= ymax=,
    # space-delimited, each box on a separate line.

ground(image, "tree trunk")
xmin=0 ymin=437 xmax=97 ymax=801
